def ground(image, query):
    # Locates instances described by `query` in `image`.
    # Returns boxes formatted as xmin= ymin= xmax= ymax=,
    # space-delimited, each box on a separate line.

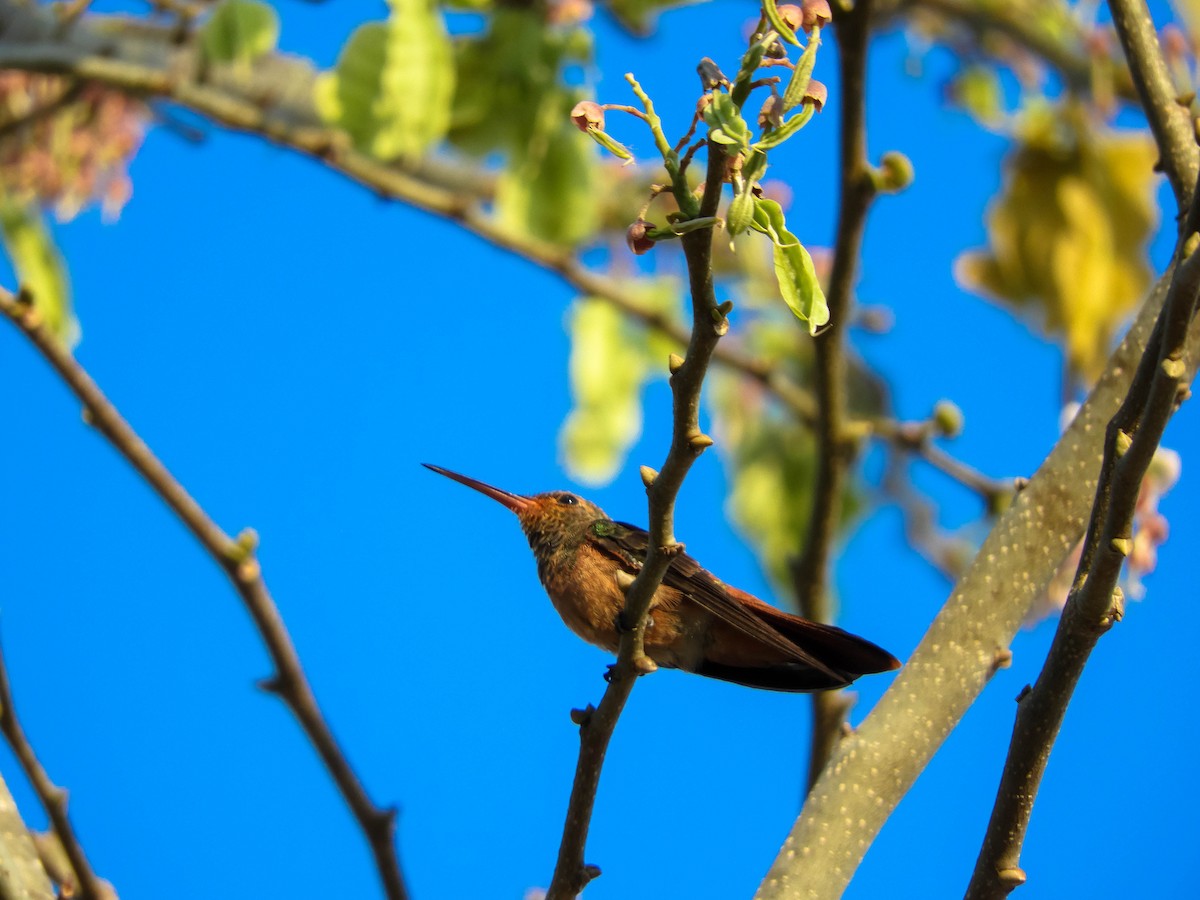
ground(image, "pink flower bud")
xmin=570 ymin=100 xmax=604 ymax=133
xmin=776 ymin=4 xmax=804 ymax=33
xmin=801 ymin=0 xmax=832 ymax=31
xmin=804 ymin=79 xmax=828 ymax=111
xmin=626 ymin=219 xmax=656 ymax=255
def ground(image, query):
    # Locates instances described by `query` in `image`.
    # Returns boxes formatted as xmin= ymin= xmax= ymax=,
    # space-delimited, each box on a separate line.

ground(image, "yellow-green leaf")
xmin=0 ymin=198 xmax=77 ymax=347
xmin=560 ymin=299 xmax=647 ymax=485
xmin=956 ymin=106 xmax=1157 ymax=380
xmin=314 ymin=0 xmax=454 ymax=161
xmin=750 ymin=198 xmax=829 ymax=333
xmin=496 ymin=94 xmax=598 ymax=246
xmin=200 ymin=0 xmax=280 ymax=68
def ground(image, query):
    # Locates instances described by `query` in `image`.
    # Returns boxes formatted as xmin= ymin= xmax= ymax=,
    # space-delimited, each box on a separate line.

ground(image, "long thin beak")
xmin=422 ymin=464 xmax=535 ymax=514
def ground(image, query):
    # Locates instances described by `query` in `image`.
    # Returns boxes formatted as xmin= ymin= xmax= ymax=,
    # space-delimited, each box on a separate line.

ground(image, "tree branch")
xmin=899 ymin=0 xmax=1137 ymax=101
xmin=0 ymin=287 xmax=409 ymax=900
xmin=756 ymin=265 xmax=1200 ymax=898
xmin=0 ymin=3 xmax=818 ymax=426
xmin=0 ymin=632 xmax=108 ymax=900
xmin=0 ymin=772 xmax=54 ymax=900
xmin=790 ymin=0 xmax=877 ymax=792
xmin=1107 ymin=0 xmax=1199 ymax=210
xmin=964 ymin=3 xmax=1200 ymax=889
xmin=965 ymin=226 xmax=1200 ymax=900
xmin=544 ymin=136 xmax=727 ymax=900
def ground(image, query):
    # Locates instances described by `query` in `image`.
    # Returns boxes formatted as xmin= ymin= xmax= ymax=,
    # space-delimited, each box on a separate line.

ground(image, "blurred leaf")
xmin=956 ymin=106 xmax=1157 ymax=381
xmin=603 ymin=0 xmax=698 ymax=35
xmin=711 ymin=371 xmax=864 ymax=593
xmin=560 ymin=284 xmax=682 ymax=485
xmin=949 ymin=65 xmax=1005 ymax=126
xmin=561 ymin=299 xmax=647 ymax=485
xmin=750 ymin=198 xmax=830 ymax=333
xmin=200 ymin=0 xmax=280 ymax=68
xmin=496 ymin=93 xmax=598 ymax=246
xmin=313 ymin=0 xmax=454 ymax=161
xmin=0 ymin=198 xmax=77 ymax=347
xmin=449 ymin=9 xmax=589 ymax=156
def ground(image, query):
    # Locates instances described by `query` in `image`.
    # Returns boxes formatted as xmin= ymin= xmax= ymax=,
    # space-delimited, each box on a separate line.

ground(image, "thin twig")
xmin=0 ymin=287 xmax=409 ymax=900
xmin=0 ymin=632 xmax=107 ymax=900
xmin=544 ymin=135 xmax=728 ymax=900
xmin=881 ymin=448 xmax=975 ymax=582
xmin=903 ymin=0 xmax=1138 ymax=101
xmin=1107 ymin=0 xmax=1199 ymax=210
xmin=789 ymin=0 xmax=878 ymax=792
xmin=872 ymin=417 xmax=1012 ymax=504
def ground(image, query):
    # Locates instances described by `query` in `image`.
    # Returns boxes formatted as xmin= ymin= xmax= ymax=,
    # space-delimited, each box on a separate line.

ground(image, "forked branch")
xmin=0 ymin=287 xmax=409 ymax=900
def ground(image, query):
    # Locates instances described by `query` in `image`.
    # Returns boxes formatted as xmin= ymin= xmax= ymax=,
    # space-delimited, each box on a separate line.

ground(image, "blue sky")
xmin=0 ymin=1 xmax=1197 ymax=898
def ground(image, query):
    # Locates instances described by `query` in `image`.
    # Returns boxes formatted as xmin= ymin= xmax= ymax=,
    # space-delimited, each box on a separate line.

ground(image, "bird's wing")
xmin=585 ymin=519 xmax=848 ymax=682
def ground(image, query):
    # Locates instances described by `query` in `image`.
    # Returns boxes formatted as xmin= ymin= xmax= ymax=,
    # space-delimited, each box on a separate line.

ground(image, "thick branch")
xmin=0 ymin=634 xmax=107 ymax=900
xmin=756 ymin=267 xmax=1200 ymax=898
xmin=0 ymin=288 xmax=409 ymax=900
xmin=0 ymin=772 xmax=54 ymax=900
xmin=964 ymin=11 xmax=1200 ymax=881
xmin=790 ymin=0 xmax=877 ymax=791
xmin=544 ymin=140 xmax=727 ymax=900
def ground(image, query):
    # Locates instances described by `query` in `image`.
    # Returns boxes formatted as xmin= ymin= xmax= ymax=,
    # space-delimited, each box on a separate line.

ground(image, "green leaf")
xmin=762 ymin=0 xmax=801 ymax=46
xmin=449 ymin=9 xmax=584 ymax=156
xmin=955 ymin=106 xmax=1157 ymax=380
xmin=200 ymin=0 xmax=280 ymax=68
xmin=781 ymin=26 xmax=820 ymax=112
xmin=0 ymin=199 xmax=77 ymax=347
xmin=754 ymin=104 xmax=815 ymax=150
xmin=703 ymin=92 xmax=751 ymax=150
xmin=496 ymin=93 xmax=598 ymax=246
xmin=314 ymin=0 xmax=455 ymax=161
xmin=950 ymin=65 xmax=1005 ymax=126
xmin=726 ymin=188 xmax=756 ymax=239
xmin=711 ymin=370 xmax=865 ymax=593
xmin=750 ymin=199 xmax=829 ymax=333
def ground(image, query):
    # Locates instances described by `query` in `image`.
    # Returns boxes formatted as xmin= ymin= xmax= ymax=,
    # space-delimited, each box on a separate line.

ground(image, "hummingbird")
xmin=424 ymin=464 xmax=900 ymax=692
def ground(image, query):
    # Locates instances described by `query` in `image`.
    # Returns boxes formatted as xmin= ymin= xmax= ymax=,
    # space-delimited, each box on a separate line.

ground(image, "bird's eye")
xmin=558 ymin=494 xmax=578 ymax=506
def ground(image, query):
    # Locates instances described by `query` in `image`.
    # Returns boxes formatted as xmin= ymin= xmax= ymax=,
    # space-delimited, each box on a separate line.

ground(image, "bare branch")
xmin=0 ymin=775 xmax=54 ymax=899
xmin=0 ymin=287 xmax=409 ymax=900
xmin=964 ymin=5 xmax=1200 ymax=881
xmin=544 ymin=137 xmax=728 ymax=900
xmin=901 ymin=0 xmax=1137 ymax=101
xmin=873 ymin=417 xmax=1012 ymax=505
xmin=756 ymin=264 xmax=1200 ymax=898
xmin=0 ymin=632 xmax=109 ymax=900
xmin=1108 ymin=0 xmax=1199 ymax=210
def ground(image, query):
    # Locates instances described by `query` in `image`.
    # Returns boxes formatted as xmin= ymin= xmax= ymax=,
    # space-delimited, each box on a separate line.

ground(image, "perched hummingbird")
xmin=424 ymin=464 xmax=900 ymax=692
